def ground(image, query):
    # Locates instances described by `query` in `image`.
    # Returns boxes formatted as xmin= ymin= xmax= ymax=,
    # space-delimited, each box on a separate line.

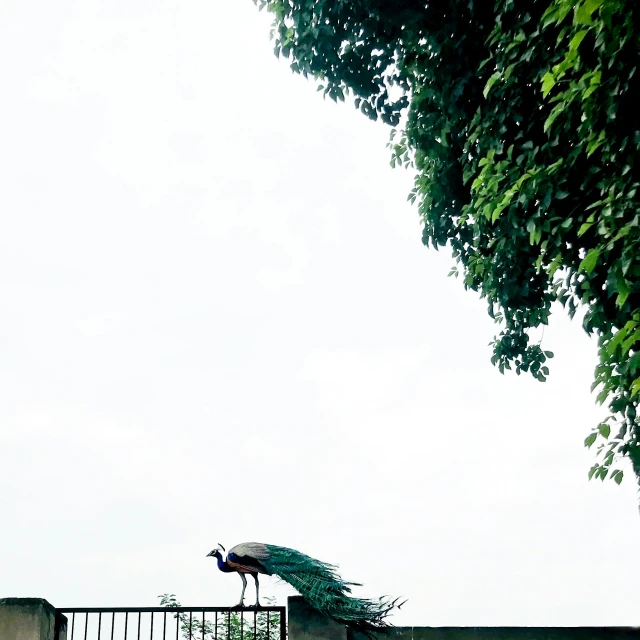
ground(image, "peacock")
xmin=207 ymin=542 xmax=403 ymax=635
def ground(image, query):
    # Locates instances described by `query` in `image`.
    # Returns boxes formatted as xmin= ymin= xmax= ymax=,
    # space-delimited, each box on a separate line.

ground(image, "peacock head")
xmin=206 ymin=543 xmax=226 ymax=559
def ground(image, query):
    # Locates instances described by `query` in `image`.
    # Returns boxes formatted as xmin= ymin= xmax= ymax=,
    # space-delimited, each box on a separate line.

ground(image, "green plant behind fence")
xmin=158 ymin=594 xmax=283 ymax=640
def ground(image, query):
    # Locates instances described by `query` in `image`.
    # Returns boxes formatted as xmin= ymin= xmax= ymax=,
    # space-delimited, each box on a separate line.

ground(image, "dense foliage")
xmin=255 ymin=0 xmax=640 ymax=486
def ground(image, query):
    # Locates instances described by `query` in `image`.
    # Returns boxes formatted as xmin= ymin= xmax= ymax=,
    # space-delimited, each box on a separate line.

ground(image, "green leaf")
xmin=615 ymin=280 xmax=631 ymax=308
xmin=613 ymin=470 xmax=623 ymax=485
xmin=631 ymin=378 xmax=640 ymax=397
xmin=577 ymin=222 xmax=594 ymax=236
xmin=575 ymin=0 xmax=602 ymax=25
xmin=587 ymin=130 xmax=606 ymax=156
xmin=582 ymin=70 xmax=601 ymax=99
xmin=621 ymin=330 xmax=640 ymax=357
xmin=544 ymin=103 xmax=564 ymax=132
xmin=531 ymin=228 xmax=542 ymax=245
xmin=606 ymin=327 xmax=628 ymax=356
xmin=628 ymin=352 xmax=640 ymax=375
xmin=584 ymin=432 xmax=597 ymax=448
xmin=483 ymin=72 xmax=501 ymax=99
xmin=611 ymin=226 xmax=630 ymax=244
xmin=541 ymin=71 xmax=556 ymax=97
xmin=579 ymin=248 xmax=599 ymax=273
xmin=568 ymin=30 xmax=588 ymax=54
xmin=597 ymin=423 xmax=610 ymax=439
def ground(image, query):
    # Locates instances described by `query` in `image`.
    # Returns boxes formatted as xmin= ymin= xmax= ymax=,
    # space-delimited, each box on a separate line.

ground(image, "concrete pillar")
xmin=0 ymin=598 xmax=66 ymax=640
xmin=288 ymin=596 xmax=347 ymax=640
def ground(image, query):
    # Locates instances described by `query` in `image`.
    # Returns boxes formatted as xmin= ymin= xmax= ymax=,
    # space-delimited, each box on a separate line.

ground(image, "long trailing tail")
xmin=261 ymin=544 xmax=404 ymax=635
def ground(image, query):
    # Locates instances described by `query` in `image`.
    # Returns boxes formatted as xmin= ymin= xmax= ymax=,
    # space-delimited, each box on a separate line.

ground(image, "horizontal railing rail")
xmin=57 ymin=607 xmax=285 ymax=613
xmin=55 ymin=606 xmax=286 ymax=640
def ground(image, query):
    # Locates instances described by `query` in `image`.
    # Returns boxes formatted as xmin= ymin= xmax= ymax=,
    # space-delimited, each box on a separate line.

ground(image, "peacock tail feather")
xmin=259 ymin=544 xmax=401 ymax=635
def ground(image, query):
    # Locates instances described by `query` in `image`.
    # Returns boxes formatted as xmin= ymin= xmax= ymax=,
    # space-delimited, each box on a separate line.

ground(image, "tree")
xmin=254 ymin=0 xmax=640 ymax=489
xmin=158 ymin=594 xmax=283 ymax=640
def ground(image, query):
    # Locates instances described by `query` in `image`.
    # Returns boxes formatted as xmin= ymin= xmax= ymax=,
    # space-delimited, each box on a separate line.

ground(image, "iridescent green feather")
xmin=260 ymin=544 xmax=401 ymax=635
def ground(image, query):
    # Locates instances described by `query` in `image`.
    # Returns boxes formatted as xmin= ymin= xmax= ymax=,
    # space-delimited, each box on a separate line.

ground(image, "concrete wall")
xmin=289 ymin=597 xmax=347 ymax=640
xmin=372 ymin=628 xmax=640 ymax=640
xmin=0 ymin=598 xmax=66 ymax=640
xmin=287 ymin=597 xmax=639 ymax=640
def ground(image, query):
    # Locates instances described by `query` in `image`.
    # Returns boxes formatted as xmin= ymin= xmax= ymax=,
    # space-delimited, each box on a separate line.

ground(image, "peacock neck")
xmin=216 ymin=552 xmax=233 ymax=573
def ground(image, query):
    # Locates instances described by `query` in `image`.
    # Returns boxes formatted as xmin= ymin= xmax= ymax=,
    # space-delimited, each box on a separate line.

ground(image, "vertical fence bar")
xmin=98 ymin=612 xmax=102 ymax=640
xmin=111 ymin=612 xmax=115 ymax=640
xmin=227 ymin=612 xmax=230 ymax=640
xmin=214 ymin=612 xmax=218 ymax=640
xmin=138 ymin=613 xmax=141 ymax=640
xmin=150 ymin=613 xmax=154 ymax=640
xmin=189 ymin=612 xmax=193 ymax=640
xmin=71 ymin=612 xmax=75 ymax=640
xmin=279 ymin=609 xmax=285 ymax=640
xmin=240 ymin=611 xmax=244 ymax=640
xmin=266 ymin=611 xmax=270 ymax=640
xmin=175 ymin=611 xmax=179 ymax=640
xmin=163 ymin=612 xmax=167 ymax=640
xmin=125 ymin=612 xmax=129 ymax=640
xmin=253 ymin=611 xmax=256 ymax=640
xmin=84 ymin=613 xmax=88 ymax=640
xmin=202 ymin=611 xmax=205 ymax=640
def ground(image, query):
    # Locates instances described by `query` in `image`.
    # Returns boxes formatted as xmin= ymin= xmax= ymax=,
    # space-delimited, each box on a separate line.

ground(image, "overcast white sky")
xmin=1 ymin=0 xmax=639 ymax=628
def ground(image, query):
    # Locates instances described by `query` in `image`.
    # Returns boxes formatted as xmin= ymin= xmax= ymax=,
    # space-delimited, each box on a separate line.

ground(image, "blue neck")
xmin=214 ymin=550 xmax=233 ymax=573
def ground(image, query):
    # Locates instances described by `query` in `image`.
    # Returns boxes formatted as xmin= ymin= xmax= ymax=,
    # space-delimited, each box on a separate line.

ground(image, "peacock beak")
xmin=206 ymin=550 xmax=214 ymax=557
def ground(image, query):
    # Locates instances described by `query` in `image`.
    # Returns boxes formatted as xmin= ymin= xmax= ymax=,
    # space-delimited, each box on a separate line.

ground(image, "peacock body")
xmin=207 ymin=542 xmax=401 ymax=635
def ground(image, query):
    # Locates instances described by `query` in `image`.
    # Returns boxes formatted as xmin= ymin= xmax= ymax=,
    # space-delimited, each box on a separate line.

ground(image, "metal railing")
xmin=55 ymin=606 xmax=286 ymax=640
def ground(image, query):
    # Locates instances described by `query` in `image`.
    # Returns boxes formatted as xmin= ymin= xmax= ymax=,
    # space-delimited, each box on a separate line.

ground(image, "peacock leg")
xmin=237 ymin=573 xmax=247 ymax=607
xmin=251 ymin=573 xmax=260 ymax=607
